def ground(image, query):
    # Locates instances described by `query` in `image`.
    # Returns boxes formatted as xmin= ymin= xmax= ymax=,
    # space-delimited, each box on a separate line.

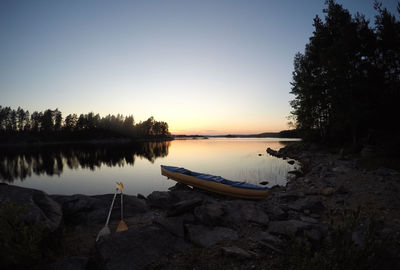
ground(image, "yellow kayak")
xmin=161 ymin=165 xmax=270 ymax=200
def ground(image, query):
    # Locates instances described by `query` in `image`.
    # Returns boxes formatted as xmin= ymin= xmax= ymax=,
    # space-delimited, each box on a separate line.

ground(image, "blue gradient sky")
xmin=1 ymin=0 xmax=398 ymax=134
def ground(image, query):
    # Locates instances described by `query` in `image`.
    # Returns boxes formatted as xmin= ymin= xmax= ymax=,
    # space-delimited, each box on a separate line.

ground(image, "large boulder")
xmin=52 ymin=193 xmax=148 ymax=226
xmin=194 ymin=202 xmax=225 ymax=226
xmin=146 ymin=191 xmax=175 ymax=209
xmin=92 ymin=224 xmax=190 ymax=270
xmin=52 ymin=194 xmax=107 ymax=225
xmin=220 ymin=200 xmax=270 ymax=227
xmin=155 ymin=213 xmax=195 ymax=238
xmin=0 ymin=183 xmax=62 ymax=232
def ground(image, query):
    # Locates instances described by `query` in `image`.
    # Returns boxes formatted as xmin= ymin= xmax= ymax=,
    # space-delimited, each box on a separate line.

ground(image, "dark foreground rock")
xmin=185 ymin=224 xmax=238 ymax=247
xmin=52 ymin=193 xmax=149 ymax=226
xmin=0 ymin=183 xmax=62 ymax=232
xmin=92 ymin=224 xmax=190 ymax=270
xmin=47 ymin=256 xmax=88 ymax=270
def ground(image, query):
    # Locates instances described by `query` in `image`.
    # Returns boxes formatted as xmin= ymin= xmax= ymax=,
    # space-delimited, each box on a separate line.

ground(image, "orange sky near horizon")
xmin=169 ymin=119 xmax=287 ymax=135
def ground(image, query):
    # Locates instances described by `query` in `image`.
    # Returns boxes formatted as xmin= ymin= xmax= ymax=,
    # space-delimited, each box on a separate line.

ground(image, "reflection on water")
xmin=0 ymin=142 xmax=170 ymax=182
xmin=0 ymin=138 xmax=299 ymax=196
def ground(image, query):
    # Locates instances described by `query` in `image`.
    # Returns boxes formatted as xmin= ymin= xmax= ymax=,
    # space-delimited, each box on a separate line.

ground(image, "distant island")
xmin=0 ymin=106 xmax=171 ymax=144
xmin=173 ymin=129 xmax=299 ymax=139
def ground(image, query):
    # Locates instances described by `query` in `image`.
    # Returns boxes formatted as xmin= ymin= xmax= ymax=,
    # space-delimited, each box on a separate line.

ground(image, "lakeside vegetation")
xmin=0 ymin=106 xmax=170 ymax=143
xmin=290 ymin=1 xmax=400 ymax=152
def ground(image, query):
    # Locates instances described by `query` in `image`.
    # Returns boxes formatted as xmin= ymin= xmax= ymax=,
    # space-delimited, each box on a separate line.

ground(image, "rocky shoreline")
xmin=1 ymin=143 xmax=399 ymax=270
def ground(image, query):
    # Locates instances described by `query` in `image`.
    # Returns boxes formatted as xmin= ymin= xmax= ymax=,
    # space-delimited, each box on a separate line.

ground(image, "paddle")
xmin=96 ymin=185 xmax=118 ymax=242
xmin=116 ymin=182 xmax=128 ymax=232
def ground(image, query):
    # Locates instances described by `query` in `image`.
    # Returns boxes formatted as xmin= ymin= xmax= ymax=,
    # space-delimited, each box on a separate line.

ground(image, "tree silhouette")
xmin=290 ymin=0 xmax=400 ymax=145
xmin=41 ymin=109 xmax=54 ymax=132
xmin=65 ymin=114 xmax=77 ymax=131
xmin=0 ymin=106 xmax=171 ymax=143
xmin=54 ymin=109 xmax=63 ymax=132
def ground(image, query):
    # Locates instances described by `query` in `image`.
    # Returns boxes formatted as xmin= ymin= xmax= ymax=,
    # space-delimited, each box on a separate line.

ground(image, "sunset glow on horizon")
xmin=1 ymin=0 xmax=397 ymax=135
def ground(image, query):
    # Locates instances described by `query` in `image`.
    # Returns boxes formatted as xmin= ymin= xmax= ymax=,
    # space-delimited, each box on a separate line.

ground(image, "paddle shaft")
xmin=120 ymin=190 xmax=123 ymax=220
xmin=105 ymin=189 xmax=118 ymax=226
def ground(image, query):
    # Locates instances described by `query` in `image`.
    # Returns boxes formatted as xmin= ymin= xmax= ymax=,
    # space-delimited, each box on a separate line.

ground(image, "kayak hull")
xmin=161 ymin=166 xmax=270 ymax=200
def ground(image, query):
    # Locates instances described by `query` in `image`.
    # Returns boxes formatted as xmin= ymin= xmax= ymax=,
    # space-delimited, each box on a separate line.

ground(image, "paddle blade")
xmin=96 ymin=226 xmax=111 ymax=241
xmin=116 ymin=182 xmax=124 ymax=191
xmin=116 ymin=220 xmax=128 ymax=232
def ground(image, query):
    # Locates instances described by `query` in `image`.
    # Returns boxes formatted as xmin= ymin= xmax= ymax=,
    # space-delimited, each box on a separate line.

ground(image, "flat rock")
xmin=170 ymin=189 xmax=209 ymax=202
xmin=194 ymin=202 xmax=224 ymax=226
xmin=331 ymin=166 xmax=350 ymax=174
xmin=93 ymin=224 xmax=190 ymax=270
xmin=262 ymin=203 xmax=287 ymax=220
xmin=0 ymin=184 xmax=62 ymax=232
xmin=221 ymin=246 xmax=253 ymax=259
xmin=268 ymin=219 xmax=310 ymax=236
xmin=221 ymin=200 xmax=269 ymax=227
xmin=241 ymin=205 xmax=269 ymax=226
xmin=299 ymin=216 xmax=318 ymax=224
xmin=249 ymin=231 xmax=282 ymax=245
xmin=167 ymin=198 xmax=203 ymax=216
xmin=185 ymin=224 xmax=239 ymax=247
xmin=125 ymin=210 xmax=161 ymax=223
xmin=287 ymin=196 xmax=325 ymax=213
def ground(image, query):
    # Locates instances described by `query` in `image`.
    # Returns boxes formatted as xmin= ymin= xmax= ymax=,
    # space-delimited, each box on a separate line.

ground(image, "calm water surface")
xmin=0 ymin=138 xmax=299 ymax=196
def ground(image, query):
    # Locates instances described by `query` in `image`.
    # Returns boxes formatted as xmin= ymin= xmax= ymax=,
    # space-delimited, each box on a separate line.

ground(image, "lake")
xmin=0 ymin=138 xmax=300 ymax=196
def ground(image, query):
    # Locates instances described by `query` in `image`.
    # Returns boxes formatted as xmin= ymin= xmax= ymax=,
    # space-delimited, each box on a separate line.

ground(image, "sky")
xmin=0 ymin=0 xmax=398 ymax=135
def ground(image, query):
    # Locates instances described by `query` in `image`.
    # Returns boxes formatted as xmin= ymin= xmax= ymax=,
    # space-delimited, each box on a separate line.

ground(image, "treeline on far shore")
xmin=221 ymin=130 xmax=299 ymax=138
xmin=173 ymin=129 xmax=299 ymax=138
xmin=0 ymin=106 xmax=170 ymax=144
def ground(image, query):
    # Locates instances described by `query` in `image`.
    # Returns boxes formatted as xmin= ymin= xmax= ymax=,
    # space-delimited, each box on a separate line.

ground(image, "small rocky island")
xmin=1 ymin=143 xmax=399 ymax=270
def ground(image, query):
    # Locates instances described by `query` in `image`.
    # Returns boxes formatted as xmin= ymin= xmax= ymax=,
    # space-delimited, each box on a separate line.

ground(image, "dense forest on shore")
xmin=0 ymin=106 xmax=170 ymax=143
xmin=290 ymin=1 xmax=399 ymax=150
